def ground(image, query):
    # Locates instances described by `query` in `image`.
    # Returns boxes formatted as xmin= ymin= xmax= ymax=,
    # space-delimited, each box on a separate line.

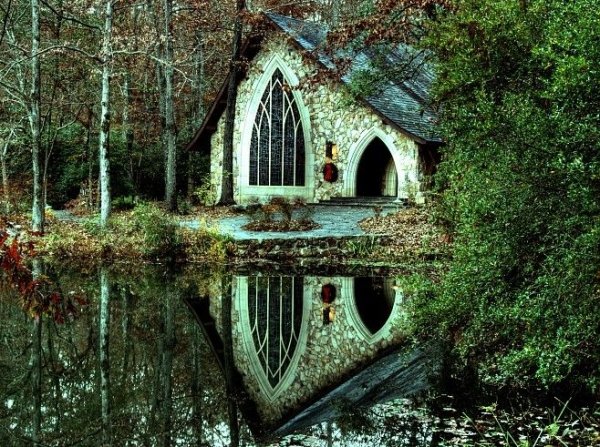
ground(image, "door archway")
xmin=344 ymin=128 xmax=403 ymax=199
xmin=355 ymin=138 xmax=397 ymax=197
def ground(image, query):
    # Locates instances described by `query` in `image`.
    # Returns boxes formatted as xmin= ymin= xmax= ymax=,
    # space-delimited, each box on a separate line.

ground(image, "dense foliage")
xmin=410 ymin=0 xmax=600 ymax=391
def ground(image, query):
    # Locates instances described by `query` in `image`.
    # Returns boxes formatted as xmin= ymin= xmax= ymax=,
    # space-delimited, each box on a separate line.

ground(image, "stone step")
xmin=320 ymin=197 xmax=407 ymax=208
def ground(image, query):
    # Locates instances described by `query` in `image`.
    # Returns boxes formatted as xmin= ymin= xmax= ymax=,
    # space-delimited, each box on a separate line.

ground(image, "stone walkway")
xmin=50 ymin=205 xmax=399 ymax=242
xmin=180 ymin=205 xmax=395 ymax=241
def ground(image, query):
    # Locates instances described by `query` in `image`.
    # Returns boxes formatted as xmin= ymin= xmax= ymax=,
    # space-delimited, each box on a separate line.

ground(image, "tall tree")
xmin=30 ymin=0 xmax=43 ymax=232
xmin=99 ymin=0 xmax=114 ymax=228
xmin=1 ymin=129 xmax=16 ymax=214
xmin=163 ymin=0 xmax=177 ymax=211
xmin=218 ymin=0 xmax=245 ymax=205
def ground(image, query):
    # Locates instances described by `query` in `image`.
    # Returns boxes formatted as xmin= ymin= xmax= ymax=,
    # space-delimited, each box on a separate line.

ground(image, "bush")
xmin=410 ymin=0 xmax=600 ymax=391
xmin=112 ymin=196 xmax=136 ymax=211
xmin=243 ymin=196 xmax=319 ymax=232
xmin=131 ymin=202 xmax=182 ymax=258
xmin=193 ymin=174 xmax=216 ymax=206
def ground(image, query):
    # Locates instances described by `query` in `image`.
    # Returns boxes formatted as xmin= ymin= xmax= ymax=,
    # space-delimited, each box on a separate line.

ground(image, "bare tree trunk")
xmin=163 ymin=0 xmax=177 ymax=211
xmin=30 ymin=0 xmax=44 ymax=232
xmin=42 ymin=131 xmax=57 ymax=212
xmin=332 ymin=0 xmax=341 ymax=27
xmin=218 ymin=0 xmax=245 ymax=205
xmin=86 ymin=110 xmax=94 ymax=211
xmin=187 ymin=32 xmax=207 ymax=200
xmin=164 ymin=0 xmax=177 ymax=211
xmin=99 ymin=268 xmax=112 ymax=445
xmin=194 ymin=32 xmax=207 ymax=126
xmin=99 ymin=0 xmax=113 ymax=228
xmin=122 ymin=72 xmax=135 ymax=196
xmin=1 ymin=140 xmax=10 ymax=214
xmin=41 ymin=4 xmax=64 ymax=214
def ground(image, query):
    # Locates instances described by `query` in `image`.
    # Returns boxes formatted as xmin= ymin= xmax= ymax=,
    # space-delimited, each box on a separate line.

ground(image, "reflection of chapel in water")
xmin=196 ymin=275 xmax=406 ymax=430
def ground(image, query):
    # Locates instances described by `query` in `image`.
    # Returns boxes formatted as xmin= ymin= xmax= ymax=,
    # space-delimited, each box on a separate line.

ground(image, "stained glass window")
xmin=247 ymin=276 xmax=304 ymax=389
xmin=249 ymin=69 xmax=305 ymax=186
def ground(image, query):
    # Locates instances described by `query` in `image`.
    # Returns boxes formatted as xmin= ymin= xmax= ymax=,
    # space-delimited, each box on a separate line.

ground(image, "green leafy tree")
xmin=412 ymin=0 xmax=600 ymax=390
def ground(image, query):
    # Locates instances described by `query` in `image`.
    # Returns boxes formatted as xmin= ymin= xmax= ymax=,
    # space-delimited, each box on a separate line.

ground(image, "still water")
xmin=2 ymin=263 xmax=589 ymax=446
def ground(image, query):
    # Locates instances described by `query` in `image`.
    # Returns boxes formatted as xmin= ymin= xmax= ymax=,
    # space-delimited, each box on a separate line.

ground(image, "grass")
xmin=36 ymin=204 xmax=230 ymax=264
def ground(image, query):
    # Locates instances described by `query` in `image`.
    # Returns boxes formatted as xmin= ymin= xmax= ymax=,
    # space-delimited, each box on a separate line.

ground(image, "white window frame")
xmin=239 ymin=55 xmax=314 ymax=202
xmin=236 ymin=276 xmax=311 ymax=401
xmin=341 ymin=277 xmax=402 ymax=344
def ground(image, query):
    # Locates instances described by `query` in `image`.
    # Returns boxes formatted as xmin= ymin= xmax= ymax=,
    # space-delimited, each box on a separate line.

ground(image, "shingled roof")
xmin=186 ymin=12 xmax=441 ymax=152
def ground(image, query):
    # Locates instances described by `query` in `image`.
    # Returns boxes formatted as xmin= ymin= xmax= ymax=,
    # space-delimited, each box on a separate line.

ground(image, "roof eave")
xmin=267 ymin=16 xmax=440 ymax=144
xmin=185 ymin=34 xmax=265 ymax=152
xmin=187 ymin=12 xmax=441 ymax=152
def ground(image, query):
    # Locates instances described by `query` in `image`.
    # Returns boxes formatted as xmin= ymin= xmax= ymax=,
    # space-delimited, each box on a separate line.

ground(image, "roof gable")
xmin=267 ymin=12 xmax=440 ymax=144
xmin=187 ymin=13 xmax=440 ymax=152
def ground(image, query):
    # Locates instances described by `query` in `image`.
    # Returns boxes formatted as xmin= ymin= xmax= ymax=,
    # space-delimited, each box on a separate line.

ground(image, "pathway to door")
xmin=180 ymin=204 xmax=401 ymax=241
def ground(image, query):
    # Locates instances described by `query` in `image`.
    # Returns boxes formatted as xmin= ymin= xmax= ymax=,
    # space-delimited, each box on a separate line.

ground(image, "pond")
xmin=1 ymin=263 xmax=597 ymax=446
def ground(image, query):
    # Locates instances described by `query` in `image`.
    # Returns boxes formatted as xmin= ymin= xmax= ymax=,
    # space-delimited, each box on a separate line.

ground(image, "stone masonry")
xmin=210 ymin=36 xmax=422 ymax=204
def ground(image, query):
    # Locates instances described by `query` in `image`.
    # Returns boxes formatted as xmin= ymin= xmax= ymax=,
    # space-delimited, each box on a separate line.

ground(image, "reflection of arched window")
xmin=247 ymin=276 xmax=304 ymax=393
xmin=249 ymin=69 xmax=305 ymax=186
xmin=354 ymin=277 xmax=395 ymax=334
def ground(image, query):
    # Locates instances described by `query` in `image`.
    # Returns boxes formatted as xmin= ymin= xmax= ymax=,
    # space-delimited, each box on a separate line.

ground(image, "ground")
xmin=10 ymin=203 xmax=447 ymax=265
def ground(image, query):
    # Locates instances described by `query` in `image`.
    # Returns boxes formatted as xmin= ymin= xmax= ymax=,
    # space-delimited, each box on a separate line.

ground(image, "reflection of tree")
xmin=148 ymin=278 xmax=177 ymax=446
xmin=99 ymin=268 xmax=112 ymax=445
xmin=222 ymin=277 xmax=240 ymax=447
xmin=0 ymin=265 xmax=231 ymax=445
xmin=191 ymin=323 xmax=205 ymax=445
xmin=160 ymin=282 xmax=176 ymax=447
xmin=120 ymin=283 xmax=133 ymax=380
xmin=31 ymin=259 xmax=42 ymax=446
xmin=0 ymin=231 xmax=85 ymax=322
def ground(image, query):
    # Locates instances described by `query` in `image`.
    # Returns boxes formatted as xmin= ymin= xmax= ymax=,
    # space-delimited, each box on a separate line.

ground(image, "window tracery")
xmin=247 ymin=276 xmax=304 ymax=391
xmin=249 ymin=69 xmax=305 ymax=186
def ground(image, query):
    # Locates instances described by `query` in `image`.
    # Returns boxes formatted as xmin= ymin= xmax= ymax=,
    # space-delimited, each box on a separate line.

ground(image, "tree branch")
xmin=39 ymin=0 xmax=101 ymax=31
xmin=0 ymin=0 xmax=12 ymax=48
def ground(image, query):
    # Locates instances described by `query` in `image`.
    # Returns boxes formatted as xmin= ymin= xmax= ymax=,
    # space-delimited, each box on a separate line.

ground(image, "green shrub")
xmin=177 ymin=196 xmax=192 ymax=215
xmin=132 ymin=202 xmax=182 ymax=257
xmin=193 ymin=174 xmax=217 ymax=206
xmin=182 ymin=224 xmax=232 ymax=263
xmin=112 ymin=196 xmax=136 ymax=211
xmin=409 ymin=0 xmax=600 ymax=391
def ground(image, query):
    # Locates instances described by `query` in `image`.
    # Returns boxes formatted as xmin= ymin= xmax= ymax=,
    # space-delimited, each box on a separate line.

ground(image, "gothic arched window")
xmin=247 ymin=276 xmax=304 ymax=394
xmin=249 ymin=69 xmax=305 ymax=186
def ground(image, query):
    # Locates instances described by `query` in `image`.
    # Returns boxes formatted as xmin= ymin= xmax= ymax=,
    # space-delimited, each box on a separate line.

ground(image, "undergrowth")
xmin=38 ymin=202 xmax=227 ymax=263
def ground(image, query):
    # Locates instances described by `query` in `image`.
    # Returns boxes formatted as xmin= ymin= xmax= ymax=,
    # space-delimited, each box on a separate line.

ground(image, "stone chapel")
xmin=187 ymin=12 xmax=441 ymax=204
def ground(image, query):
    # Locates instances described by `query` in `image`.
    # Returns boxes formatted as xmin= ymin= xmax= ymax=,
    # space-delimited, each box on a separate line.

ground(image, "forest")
xmin=1 ymin=0 xmax=599 ymax=441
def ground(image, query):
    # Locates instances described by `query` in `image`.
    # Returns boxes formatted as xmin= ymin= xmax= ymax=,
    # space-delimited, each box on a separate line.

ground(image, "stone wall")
xmin=209 ymin=275 xmax=408 ymax=424
xmin=229 ymin=235 xmax=393 ymax=261
xmin=210 ymin=36 xmax=423 ymax=204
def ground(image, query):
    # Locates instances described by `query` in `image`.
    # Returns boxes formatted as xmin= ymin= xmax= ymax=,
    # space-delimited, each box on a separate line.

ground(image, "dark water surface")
xmin=1 ymin=263 xmax=597 ymax=446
